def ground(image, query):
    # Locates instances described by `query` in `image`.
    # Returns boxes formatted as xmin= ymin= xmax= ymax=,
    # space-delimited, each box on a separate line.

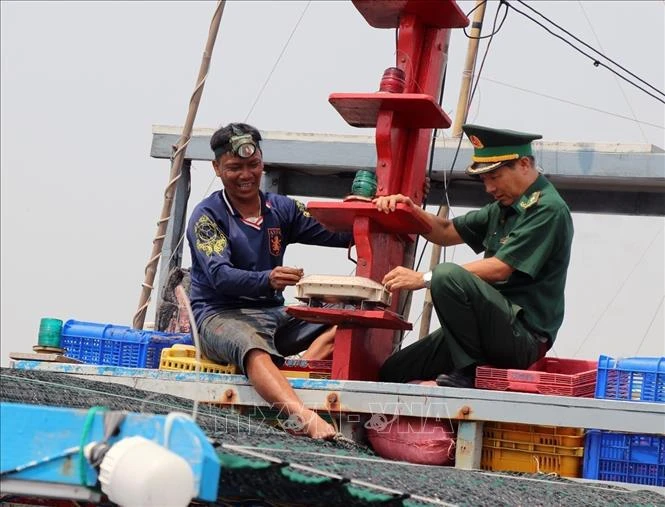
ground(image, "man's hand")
xmin=373 ymin=194 xmax=415 ymax=214
xmin=269 ymin=266 xmax=304 ymax=290
xmin=382 ymin=266 xmax=426 ymax=292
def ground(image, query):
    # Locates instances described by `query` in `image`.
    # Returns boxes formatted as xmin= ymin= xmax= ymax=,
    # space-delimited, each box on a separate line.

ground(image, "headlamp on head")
xmin=229 ymin=133 xmax=257 ymax=159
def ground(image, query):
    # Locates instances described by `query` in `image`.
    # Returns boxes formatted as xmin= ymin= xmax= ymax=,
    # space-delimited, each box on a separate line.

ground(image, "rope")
xmin=133 ymin=0 xmax=226 ymax=330
xmin=78 ymin=405 xmax=106 ymax=486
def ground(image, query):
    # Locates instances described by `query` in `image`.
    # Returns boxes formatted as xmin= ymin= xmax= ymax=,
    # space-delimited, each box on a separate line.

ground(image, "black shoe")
xmin=436 ymin=369 xmax=475 ymax=388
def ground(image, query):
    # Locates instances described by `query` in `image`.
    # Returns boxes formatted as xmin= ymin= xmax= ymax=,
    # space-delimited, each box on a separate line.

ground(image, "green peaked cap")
xmin=462 ymin=124 xmax=542 ymax=175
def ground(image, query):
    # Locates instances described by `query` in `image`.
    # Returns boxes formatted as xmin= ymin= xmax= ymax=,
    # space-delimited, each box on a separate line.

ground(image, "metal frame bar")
xmin=0 ymin=479 xmax=102 ymax=501
xmin=10 ymin=362 xmax=665 ymax=435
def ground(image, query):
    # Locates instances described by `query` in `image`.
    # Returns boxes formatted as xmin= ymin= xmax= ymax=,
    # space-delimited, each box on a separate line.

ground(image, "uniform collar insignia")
xmin=519 ymin=190 xmax=541 ymax=210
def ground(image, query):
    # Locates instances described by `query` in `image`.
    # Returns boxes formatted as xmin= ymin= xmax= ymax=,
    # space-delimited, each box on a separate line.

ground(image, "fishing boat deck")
xmin=3 ymin=366 xmax=664 ymax=506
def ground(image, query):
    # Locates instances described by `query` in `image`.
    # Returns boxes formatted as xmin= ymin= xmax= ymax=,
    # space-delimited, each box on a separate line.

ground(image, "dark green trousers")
xmin=379 ymin=263 xmax=543 ymax=383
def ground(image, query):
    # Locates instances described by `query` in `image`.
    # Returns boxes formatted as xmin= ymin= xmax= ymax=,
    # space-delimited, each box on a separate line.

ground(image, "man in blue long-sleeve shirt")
xmin=186 ymin=123 xmax=351 ymax=439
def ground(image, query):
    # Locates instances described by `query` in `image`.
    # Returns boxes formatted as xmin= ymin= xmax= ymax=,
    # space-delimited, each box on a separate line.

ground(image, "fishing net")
xmin=155 ymin=267 xmax=192 ymax=333
xmin=1 ymin=368 xmax=664 ymax=507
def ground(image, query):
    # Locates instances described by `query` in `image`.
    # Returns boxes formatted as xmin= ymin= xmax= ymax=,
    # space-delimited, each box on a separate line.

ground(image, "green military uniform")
xmin=379 ymin=125 xmax=573 ymax=384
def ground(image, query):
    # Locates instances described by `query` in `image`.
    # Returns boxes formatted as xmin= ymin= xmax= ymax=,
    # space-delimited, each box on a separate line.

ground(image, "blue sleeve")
xmin=284 ymin=198 xmax=352 ymax=247
xmin=187 ymin=211 xmax=273 ymax=297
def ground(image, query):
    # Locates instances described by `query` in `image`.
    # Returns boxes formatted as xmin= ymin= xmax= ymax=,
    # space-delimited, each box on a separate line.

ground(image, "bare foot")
xmin=282 ymin=408 xmax=336 ymax=439
xmin=408 ymin=380 xmax=438 ymax=387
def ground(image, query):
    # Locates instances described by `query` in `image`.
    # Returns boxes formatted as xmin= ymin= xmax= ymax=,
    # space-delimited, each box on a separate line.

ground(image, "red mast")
xmin=290 ymin=1 xmax=469 ymax=380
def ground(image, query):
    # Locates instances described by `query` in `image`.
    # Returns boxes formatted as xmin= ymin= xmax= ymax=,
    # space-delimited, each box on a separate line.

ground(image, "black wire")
xmin=464 ymin=0 xmax=487 ymax=21
xmin=399 ymin=1 xmax=504 ymax=319
xmin=514 ymin=0 xmax=664 ymax=99
xmin=504 ymin=0 xmax=665 ymax=105
xmin=423 ymin=63 xmax=447 ymax=210
xmin=413 ymin=1 xmax=504 ymax=274
xmin=399 ymin=38 xmax=449 ymax=318
xmin=441 ymin=1 xmax=504 ymax=191
xmin=464 ymin=0 xmax=509 ymax=40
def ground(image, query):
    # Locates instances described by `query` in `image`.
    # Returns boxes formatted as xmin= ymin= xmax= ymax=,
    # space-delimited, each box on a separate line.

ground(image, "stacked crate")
xmin=159 ymin=345 xmax=332 ymax=379
xmin=481 ymin=422 xmax=585 ymax=477
xmin=61 ymin=319 xmax=192 ymax=368
xmin=159 ymin=344 xmax=237 ymax=374
xmin=475 ymin=357 xmax=597 ymax=396
xmin=474 ymin=357 xmax=597 ymax=477
xmin=583 ymin=355 xmax=665 ymax=486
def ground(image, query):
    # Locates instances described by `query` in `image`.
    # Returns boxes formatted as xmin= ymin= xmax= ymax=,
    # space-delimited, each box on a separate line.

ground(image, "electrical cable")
xmin=418 ymin=1 xmax=507 ymax=273
xmin=572 ymin=226 xmax=663 ymax=357
xmin=398 ymin=24 xmax=451 ymax=319
xmin=244 ymin=1 xmax=311 ymax=122
xmin=634 ymin=296 xmax=664 ymax=355
xmin=480 ymin=76 xmax=665 ymax=130
xmin=464 ymin=0 xmax=508 ymax=40
xmin=399 ymin=1 xmax=505 ymax=345
xmin=504 ymin=0 xmax=665 ymax=104
xmin=156 ymin=2 xmax=313 ymax=321
xmin=576 ymin=1 xmax=649 ymax=144
xmin=515 ymin=0 xmax=664 ymax=99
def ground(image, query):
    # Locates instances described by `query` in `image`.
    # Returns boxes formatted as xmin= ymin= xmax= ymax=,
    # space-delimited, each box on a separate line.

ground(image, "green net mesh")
xmin=2 ymin=368 xmax=663 ymax=507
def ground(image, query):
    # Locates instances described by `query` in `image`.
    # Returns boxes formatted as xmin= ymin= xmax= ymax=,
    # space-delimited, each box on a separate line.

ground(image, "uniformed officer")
xmin=374 ymin=124 xmax=574 ymax=388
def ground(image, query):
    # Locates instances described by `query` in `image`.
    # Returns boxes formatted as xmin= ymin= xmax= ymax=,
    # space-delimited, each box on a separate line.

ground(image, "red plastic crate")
xmin=475 ymin=357 xmax=597 ymax=397
xmin=280 ymin=358 xmax=332 ymax=380
xmin=281 ymin=358 xmax=332 ymax=372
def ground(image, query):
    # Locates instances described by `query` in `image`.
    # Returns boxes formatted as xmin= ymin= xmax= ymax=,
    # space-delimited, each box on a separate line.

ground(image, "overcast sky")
xmin=1 ymin=1 xmax=663 ymax=366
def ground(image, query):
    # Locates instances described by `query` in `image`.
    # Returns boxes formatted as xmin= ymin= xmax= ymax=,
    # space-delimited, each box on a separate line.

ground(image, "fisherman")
xmin=186 ymin=122 xmax=352 ymax=438
xmin=374 ymin=124 xmax=574 ymax=388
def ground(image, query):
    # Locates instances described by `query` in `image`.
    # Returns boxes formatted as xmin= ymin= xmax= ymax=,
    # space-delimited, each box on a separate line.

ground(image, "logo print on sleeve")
xmin=294 ymin=199 xmax=311 ymax=218
xmin=195 ymin=215 xmax=227 ymax=256
xmin=268 ymin=228 xmax=282 ymax=256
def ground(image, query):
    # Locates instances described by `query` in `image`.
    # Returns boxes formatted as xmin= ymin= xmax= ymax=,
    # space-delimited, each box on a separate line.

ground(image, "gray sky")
xmin=1 ymin=1 xmax=663 ymax=366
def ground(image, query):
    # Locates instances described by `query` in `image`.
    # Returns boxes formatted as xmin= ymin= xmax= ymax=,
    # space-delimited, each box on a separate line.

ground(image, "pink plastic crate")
xmin=475 ymin=357 xmax=597 ymax=397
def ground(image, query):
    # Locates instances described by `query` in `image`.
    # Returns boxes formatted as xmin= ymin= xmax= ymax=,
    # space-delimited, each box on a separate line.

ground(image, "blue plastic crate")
xmin=584 ymin=430 xmax=665 ymax=486
xmin=61 ymin=320 xmax=191 ymax=368
xmin=144 ymin=333 xmax=191 ymax=368
xmin=595 ymin=355 xmax=665 ymax=403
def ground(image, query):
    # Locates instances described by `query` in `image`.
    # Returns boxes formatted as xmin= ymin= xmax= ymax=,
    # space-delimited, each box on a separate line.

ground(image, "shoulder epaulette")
xmin=520 ymin=190 xmax=541 ymax=210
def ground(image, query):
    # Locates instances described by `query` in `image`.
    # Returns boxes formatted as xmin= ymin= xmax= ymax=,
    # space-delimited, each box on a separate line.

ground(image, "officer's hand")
xmin=373 ymin=194 xmax=414 ymax=214
xmin=269 ymin=266 xmax=304 ymax=290
xmin=382 ymin=266 xmax=426 ymax=292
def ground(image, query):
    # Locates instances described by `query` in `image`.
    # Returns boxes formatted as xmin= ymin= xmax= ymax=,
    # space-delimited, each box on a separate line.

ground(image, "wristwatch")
xmin=423 ymin=271 xmax=433 ymax=289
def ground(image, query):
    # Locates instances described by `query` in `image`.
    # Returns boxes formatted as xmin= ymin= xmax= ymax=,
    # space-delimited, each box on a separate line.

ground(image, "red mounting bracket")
xmin=286 ymin=306 xmax=412 ymax=331
xmin=306 ymin=202 xmax=432 ymax=235
xmin=353 ymin=0 xmax=469 ymax=29
xmin=329 ymin=93 xmax=451 ymax=129
xmin=315 ymin=1 xmax=468 ymax=381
